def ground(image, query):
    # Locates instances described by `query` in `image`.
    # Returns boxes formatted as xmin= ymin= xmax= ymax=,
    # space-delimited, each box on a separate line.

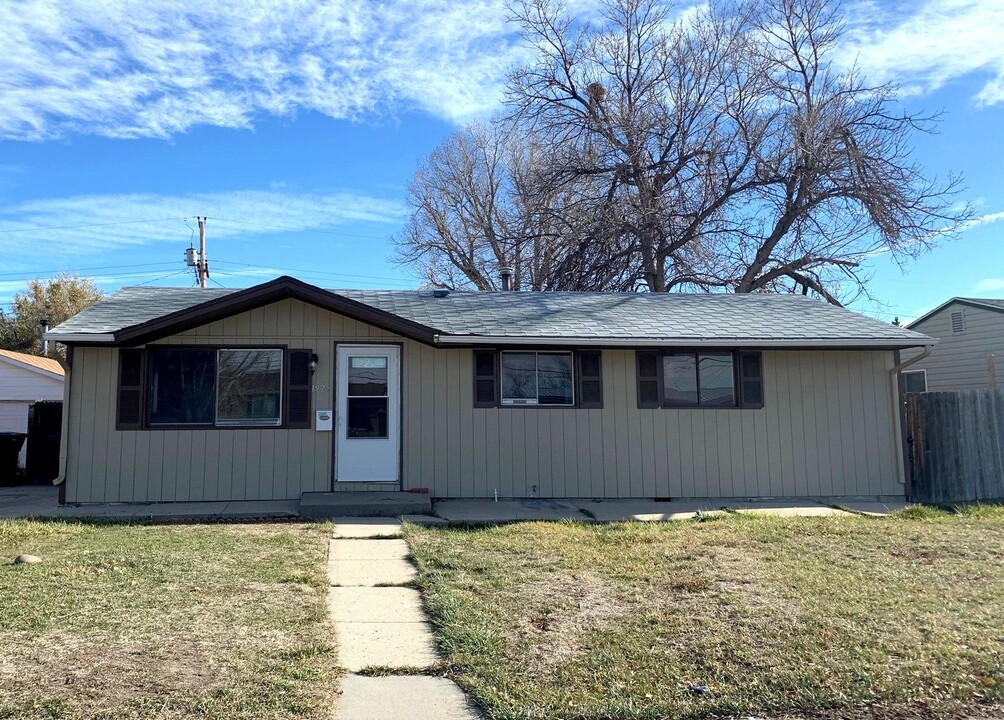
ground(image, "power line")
xmin=0 ymin=216 xmax=187 ymax=234
xmin=133 ymin=269 xmax=191 ymax=286
xmin=0 ymin=261 xmax=179 ymax=279
xmin=209 ymin=217 xmax=391 ymax=240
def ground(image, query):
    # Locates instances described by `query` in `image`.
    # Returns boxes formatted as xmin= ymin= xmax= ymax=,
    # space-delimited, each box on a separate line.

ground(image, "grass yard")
xmin=0 ymin=519 xmax=338 ymax=720
xmin=407 ymin=506 xmax=1004 ymax=720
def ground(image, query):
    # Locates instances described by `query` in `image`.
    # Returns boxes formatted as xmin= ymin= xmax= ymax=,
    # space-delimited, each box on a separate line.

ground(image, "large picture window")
xmin=146 ymin=347 xmax=284 ymax=427
xmin=501 ymin=352 xmax=574 ymax=406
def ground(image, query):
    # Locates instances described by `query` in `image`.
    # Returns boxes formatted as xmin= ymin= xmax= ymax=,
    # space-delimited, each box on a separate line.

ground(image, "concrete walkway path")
xmin=328 ymin=517 xmax=479 ymax=719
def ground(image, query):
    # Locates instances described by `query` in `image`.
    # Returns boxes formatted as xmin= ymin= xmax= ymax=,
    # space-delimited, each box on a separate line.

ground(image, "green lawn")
xmin=0 ymin=519 xmax=338 ymax=720
xmin=407 ymin=506 xmax=1004 ymax=720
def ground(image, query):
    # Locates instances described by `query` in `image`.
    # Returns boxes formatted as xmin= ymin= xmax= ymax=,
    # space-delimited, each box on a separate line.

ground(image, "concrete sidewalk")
xmin=328 ymin=518 xmax=479 ymax=719
xmin=0 ymin=486 xmax=299 ymax=520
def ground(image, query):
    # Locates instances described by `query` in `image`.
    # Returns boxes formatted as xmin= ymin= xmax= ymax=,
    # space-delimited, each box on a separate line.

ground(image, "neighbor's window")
xmin=216 ymin=349 xmax=283 ymax=426
xmin=501 ymin=351 xmax=574 ymax=406
xmin=902 ymin=370 xmax=927 ymax=394
xmin=148 ymin=348 xmax=216 ymax=425
xmin=663 ymin=352 xmax=736 ymax=408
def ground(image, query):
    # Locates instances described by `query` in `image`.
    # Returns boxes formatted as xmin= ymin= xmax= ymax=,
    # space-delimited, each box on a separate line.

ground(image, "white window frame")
xmin=902 ymin=369 xmax=928 ymax=394
xmin=500 ymin=351 xmax=575 ymax=407
xmin=215 ymin=348 xmax=284 ymax=427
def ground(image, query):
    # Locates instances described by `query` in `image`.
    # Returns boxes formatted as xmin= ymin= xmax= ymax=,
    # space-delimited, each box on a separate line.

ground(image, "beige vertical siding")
xmin=904 ymin=303 xmax=1004 ymax=391
xmin=65 ymin=298 xmax=904 ymax=502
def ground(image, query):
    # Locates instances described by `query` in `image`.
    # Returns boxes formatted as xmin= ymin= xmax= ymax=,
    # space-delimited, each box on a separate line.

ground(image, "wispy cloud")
xmin=0 ymin=0 xmax=521 ymax=140
xmin=0 ymin=189 xmax=407 ymax=255
xmin=843 ymin=0 xmax=1004 ymax=106
xmin=972 ymin=278 xmax=1004 ymax=293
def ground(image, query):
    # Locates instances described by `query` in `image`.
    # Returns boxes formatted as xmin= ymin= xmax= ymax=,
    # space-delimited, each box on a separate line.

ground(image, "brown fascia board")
xmin=113 ymin=276 xmax=440 ymax=346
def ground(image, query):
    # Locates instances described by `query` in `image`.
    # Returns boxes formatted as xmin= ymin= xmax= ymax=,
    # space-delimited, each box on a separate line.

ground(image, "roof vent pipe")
xmin=499 ymin=267 xmax=514 ymax=292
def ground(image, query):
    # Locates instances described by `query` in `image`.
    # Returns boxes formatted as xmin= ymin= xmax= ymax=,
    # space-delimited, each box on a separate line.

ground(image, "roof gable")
xmin=907 ymin=297 xmax=1004 ymax=329
xmin=0 ymin=349 xmax=65 ymax=379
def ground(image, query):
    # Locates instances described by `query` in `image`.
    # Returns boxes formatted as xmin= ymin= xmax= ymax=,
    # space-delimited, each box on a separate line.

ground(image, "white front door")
xmin=335 ymin=344 xmax=400 ymax=483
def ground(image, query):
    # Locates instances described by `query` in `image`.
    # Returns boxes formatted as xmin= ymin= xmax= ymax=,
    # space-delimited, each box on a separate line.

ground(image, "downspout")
xmin=889 ymin=344 xmax=934 ymax=491
xmin=53 ymin=345 xmax=73 ymax=499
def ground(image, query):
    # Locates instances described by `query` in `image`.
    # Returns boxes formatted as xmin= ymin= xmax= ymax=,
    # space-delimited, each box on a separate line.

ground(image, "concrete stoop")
xmin=328 ymin=522 xmax=480 ymax=719
xmin=300 ymin=491 xmax=432 ymax=518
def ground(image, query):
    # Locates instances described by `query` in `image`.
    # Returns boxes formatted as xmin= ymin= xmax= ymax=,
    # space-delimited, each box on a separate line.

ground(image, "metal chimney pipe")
xmin=499 ymin=267 xmax=514 ymax=291
xmin=40 ymin=319 xmax=49 ymax=356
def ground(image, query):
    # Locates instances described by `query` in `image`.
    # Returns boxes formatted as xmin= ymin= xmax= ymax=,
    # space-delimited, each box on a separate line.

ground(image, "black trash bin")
xmin=0 ymin=432 xmax=27 ymax=486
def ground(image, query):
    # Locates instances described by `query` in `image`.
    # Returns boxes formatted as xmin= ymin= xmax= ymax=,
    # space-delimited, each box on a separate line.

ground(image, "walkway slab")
xmin=328 ymin=558 xmax=416 ymax=586
xmin=329 ymin=538 xmax=411 ymax=561
xmin=331 ymin=517 xmax=403 ymax=538
xmin=434 ymin=499 xmax=590 ymax=523
xmin=328 ymin=587 xmax=427 ymax=623
xmin=334 ymin=620 xmax=440 ymax=671
xmin=729 ymin=500 xmax=851 ymax=517
xmin=300 ymin=490 xmax=432 ymax=518
xmin=335 ymin=675 xmax=479 ymax=720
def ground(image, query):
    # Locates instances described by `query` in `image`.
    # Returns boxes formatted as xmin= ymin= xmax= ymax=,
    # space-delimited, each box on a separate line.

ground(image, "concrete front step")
xmin=300 ymin=491 xmax=432 ymax=518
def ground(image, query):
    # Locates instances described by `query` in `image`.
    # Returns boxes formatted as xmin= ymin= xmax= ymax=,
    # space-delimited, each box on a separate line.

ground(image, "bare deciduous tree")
xmin=395 ymin=0 xmax=970 ymax=303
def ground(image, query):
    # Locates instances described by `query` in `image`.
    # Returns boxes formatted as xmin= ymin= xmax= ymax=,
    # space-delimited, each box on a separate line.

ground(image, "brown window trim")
xmin=473 ymin=348 xmax=603 ymax=409
xmin=134 ymin=343 xmax=291 ymax=430
xmin=636 ymin=349 xmax=765 ymax=410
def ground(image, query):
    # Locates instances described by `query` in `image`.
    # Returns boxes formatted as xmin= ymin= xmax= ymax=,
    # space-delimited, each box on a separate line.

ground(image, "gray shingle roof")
xmin=49 ymin=282 xmax=932 ymax=347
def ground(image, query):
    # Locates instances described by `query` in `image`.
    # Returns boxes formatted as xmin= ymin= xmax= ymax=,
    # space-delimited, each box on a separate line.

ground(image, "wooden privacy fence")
xmin=906 ymin=389 xmax=1004 ymax=504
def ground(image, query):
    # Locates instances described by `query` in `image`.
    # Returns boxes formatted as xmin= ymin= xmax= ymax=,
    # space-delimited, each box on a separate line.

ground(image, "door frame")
xmin=332 ymin=341 xmax=404 ymax=488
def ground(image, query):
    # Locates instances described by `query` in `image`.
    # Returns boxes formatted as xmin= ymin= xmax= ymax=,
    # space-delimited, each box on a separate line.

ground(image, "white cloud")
xmin=843 ymin=0 xmax=1004 ymax=106
xmin=972 ymin=278 xmax=1004 ymax=293
xmin=0 ymin=0 xmax=521 ymax=140
xmin=0 ymin=189 xmax=407 ymax=254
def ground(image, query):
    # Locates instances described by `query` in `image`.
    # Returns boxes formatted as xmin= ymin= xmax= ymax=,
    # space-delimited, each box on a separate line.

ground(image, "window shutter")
xmin=473 ymin=350 xmax=497 ymax=407
xmin=577 ymin=351 xmax=603 ymax=408
xmin=636 ymin=351 xmax=661 ymax=408
xmin=117 ymin=349 xmax=145 ymax=430
xmin=287 ymin=350 xmax=312 ymax=428
xmin=739 ymin=352 xmax=764 ymax=409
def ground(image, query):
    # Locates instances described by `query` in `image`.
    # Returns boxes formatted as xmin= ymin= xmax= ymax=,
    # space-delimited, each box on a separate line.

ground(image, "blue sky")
xmin=0 ymin=0 xmax=1001 ymax=324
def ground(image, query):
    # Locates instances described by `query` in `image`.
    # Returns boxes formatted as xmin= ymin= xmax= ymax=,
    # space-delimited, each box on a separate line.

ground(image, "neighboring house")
xmin=0 ymin=349 xmax=65 ymax=468
xmin=904 ymin=298 xmax=1004 ymax=392
xmin=46 ymin=276 xmax=934 ymax=505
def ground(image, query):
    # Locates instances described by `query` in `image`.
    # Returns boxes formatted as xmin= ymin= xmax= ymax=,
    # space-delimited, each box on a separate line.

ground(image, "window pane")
xmin=501 ymin=353 xmax=537 ymax=403
xmin=904 ymin=372 xmax=927 ymax=393
xmin=347 ymin=397 xmax=388 ymax=438
xmin=699 ymin=354 xmax=736 ymax=407
xmin=537 ymin=354 xmax=573 ymax=405
xmin=217 ymin=349 xmax=282 ymax=425
xmin=148 ymin=349 xmax=215 ymax=425
xmin=348 ymin=356 xmax=388 ymax=396
xmin=663 ymin=354 xmax=698 ymax=406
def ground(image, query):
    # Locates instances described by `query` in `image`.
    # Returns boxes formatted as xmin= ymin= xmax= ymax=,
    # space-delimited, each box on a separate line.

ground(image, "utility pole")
xmin=198 ymin=216 xmax=208 ymax=288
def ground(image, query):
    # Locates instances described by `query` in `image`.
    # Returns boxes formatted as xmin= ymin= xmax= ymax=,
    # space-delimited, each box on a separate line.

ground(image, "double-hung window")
xmin=501 ymin=351 xmax=574 ymax=406
xmin=473 ymin=349 xmax=601 ymax=408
